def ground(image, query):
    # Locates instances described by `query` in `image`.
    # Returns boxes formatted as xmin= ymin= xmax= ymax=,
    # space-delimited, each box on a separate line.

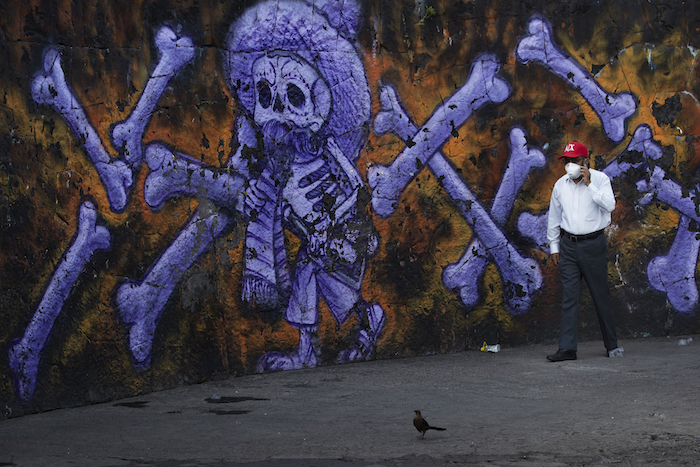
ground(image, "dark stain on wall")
xmin=652 ymin=94 xmax=682 ymax=127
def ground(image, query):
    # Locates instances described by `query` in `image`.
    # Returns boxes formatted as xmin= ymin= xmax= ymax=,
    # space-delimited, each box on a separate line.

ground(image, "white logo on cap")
xmin=566 ymin=143 xmax=576 ymax=152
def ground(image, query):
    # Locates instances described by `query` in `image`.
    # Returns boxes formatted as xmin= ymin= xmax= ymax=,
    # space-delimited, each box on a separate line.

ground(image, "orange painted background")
xmin=2 ymin=0 xmax=700 ymax=417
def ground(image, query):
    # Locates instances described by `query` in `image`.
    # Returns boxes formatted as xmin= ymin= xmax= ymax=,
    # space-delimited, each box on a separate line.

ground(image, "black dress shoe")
xmin=547 ymin=349 xmax=577 ymax=362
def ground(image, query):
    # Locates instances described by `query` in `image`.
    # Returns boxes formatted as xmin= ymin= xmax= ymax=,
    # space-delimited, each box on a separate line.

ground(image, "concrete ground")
xmin=1 ymin=336 xmax=700 ymax=466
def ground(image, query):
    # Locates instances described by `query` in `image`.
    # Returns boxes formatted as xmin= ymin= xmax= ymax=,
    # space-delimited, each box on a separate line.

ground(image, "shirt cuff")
xmin=549 ymin=242 xmax=560 ymax=254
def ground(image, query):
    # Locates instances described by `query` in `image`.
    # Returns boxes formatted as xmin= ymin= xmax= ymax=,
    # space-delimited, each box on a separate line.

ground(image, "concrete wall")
xmin=2 ymin=0 xmax=699 ymax=417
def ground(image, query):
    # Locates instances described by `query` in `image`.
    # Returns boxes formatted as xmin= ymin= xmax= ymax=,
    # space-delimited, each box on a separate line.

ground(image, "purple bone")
xmin=116 ymin=119 xmax=258 ymax=370
xmin=372 ymin=84 xmax=540 ymax=314
xmin=9 ymin=201 xmax=110 ymax=402
xmin=442 ymin=127 xmax=547 ymax=311
xmin=637 ymin=166 xmax=700 ymax=315
xmin=115 ymin=207 xmax=233 ymax=369
xmin=517 ymin=124 xmax=664 ymax=250
xmin=516 ymin=16 xmax=636 ymax=143
xmin=144 ymin=143 xmax=244 ymax=211
xmin=517 ymin=211 xmax=550 ymax=253
xmin=111 ymin=27 xmax=195 ymax=165
xmin=31 ymin=48 xmax=133 ymax=213
xmin=646 ymin=215 xmax=699 ymax=315
xmin=636 ymin=167 xmax=700 ymax=222
xmin=603 ymin=124 xmax=663 ymax=179
xmin=368 ymin=53 xmax=510 ymax=218
xmin=432 ymin=149 xmax=543 ymax=313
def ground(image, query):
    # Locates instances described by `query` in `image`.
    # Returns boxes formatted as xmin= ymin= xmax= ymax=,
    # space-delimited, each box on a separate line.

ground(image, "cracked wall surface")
xmin=2 ymin=0 xmax=700 ymax=417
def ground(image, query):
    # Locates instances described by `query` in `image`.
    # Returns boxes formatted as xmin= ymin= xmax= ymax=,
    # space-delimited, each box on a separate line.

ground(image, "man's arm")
xmin=589 ymin=172 xmax=616 ymax=212
xmin=585 ymin=169 xmax=616 ymax=213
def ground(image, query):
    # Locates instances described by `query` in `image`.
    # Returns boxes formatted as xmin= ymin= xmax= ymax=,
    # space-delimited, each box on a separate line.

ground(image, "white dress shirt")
xmin=547 ymin=168 xmax=616 ymax=254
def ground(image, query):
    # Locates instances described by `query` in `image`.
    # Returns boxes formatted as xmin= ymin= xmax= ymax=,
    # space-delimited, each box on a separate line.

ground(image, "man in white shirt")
xmin=546 ymin=142 xmax=623 ymax=361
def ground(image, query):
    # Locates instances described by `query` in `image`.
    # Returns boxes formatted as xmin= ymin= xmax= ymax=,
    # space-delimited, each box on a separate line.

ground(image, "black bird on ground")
xmin=413 ymin=410 xmax=446 ymax=438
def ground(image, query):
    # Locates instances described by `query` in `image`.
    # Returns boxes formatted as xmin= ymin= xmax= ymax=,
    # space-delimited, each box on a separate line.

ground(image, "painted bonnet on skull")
xmin=224 ymin=0 xmax=371 ymax=161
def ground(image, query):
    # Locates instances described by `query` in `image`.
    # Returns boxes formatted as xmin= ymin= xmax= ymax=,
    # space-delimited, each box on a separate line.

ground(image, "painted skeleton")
xmin=126 ymin=0 xmax=386 ymax=371
xmin=227 ymin=0 xmax=385 ymax=371
xmin=235 ymin=50 xmax=384 ymax=370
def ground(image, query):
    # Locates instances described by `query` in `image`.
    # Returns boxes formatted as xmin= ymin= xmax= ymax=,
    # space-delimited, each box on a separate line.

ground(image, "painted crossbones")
xmin=516 ymin=16 xmax=637 ymax=143
xmin=369 ymin=54 xmax=510 ymax=217
xmin=442 ymin=127 xmax=547 ymax=313
xmin=31 ymin=26 xmax=195 ymax=213
xmin=9 ymin=200 xmax=111 ymax=401
xmin=371 ymin=55 xmax=543 ymax=314
xmin=29 ymin=25 xmax=244 ymax=369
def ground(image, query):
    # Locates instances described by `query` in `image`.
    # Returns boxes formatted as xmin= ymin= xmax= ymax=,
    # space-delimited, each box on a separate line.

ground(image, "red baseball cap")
xmin=559 ymin=141 xmax=588 ymax=159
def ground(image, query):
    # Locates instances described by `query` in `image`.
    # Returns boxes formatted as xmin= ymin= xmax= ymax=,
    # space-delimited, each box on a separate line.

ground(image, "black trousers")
xmin=558 ymin=232 xmax=618 ymax=351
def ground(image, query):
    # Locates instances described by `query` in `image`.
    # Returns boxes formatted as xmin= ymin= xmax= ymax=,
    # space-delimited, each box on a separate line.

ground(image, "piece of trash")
xmin=480 ymin=341 xmax=500 ymax=353
xmin=678 ymin=337 xmax=693 ymax=346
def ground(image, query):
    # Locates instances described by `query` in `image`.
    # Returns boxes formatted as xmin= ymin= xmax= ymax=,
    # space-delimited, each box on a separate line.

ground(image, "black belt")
xmin=561 ymin=228 xmax=604 ymax=241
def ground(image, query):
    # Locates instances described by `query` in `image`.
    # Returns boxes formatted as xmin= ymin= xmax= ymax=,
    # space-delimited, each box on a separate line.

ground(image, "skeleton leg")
xmin=516 ymin=16 xmax=636 ymax=143
xmin=115 ymin=205 xmax=233 ymax=369
xmin=256 ymin=256 xmax=320 ymax=372
xmin=336 ymin=301 xmax=385 ymax=363
xmin=314 ymin=263 xmax=385 ymax=363
xmin=32 ymin=48 xmax=132 ymax=213
xmin=9 ymin=201 xmax=110 ymax=401
xmin=111 ymin=26 xmax=195 ymax=165
xmin=369 ymin=53 xmax=510 ymax=218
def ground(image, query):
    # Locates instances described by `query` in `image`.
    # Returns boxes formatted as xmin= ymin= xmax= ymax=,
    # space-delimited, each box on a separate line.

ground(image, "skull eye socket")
xmin=257 ymin=80 xmax=272 ymax=109
xmin=287 ymin=83 xmax=305 ymax=108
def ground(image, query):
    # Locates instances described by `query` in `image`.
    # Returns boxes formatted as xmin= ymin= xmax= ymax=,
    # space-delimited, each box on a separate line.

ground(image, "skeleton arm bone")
xmin=144 ymin=143 xmax=246 ymax=212
xmin=142 ymin=114 xmax=262 ymax=213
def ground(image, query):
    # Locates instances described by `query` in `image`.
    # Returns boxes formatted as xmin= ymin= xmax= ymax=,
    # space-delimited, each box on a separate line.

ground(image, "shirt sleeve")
xmin=547 ymin=182 xmax=562 ymax=254
xmin=587 ymin=171 xmax=616 ymax=213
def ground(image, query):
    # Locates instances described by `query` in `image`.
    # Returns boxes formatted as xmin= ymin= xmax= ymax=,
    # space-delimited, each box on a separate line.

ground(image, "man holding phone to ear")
xmin=546 ymin=142 xmax=623 ymax=361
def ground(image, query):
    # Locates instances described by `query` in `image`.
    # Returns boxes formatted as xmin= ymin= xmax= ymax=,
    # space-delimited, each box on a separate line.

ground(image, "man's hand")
xmin=551 ymin=252 xmax=560 ymax=266
xmin=581 ymin=160 xmax=591 ymax=186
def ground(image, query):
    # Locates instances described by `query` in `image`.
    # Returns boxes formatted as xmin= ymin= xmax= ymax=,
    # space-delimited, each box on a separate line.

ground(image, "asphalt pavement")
xmin=2 ymin=336 xmax=700 ymax=466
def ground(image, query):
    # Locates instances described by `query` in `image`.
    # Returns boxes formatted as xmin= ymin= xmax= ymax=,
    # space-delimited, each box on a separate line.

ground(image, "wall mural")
xmin=2 ymin=0 xmax=699 ymax=416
